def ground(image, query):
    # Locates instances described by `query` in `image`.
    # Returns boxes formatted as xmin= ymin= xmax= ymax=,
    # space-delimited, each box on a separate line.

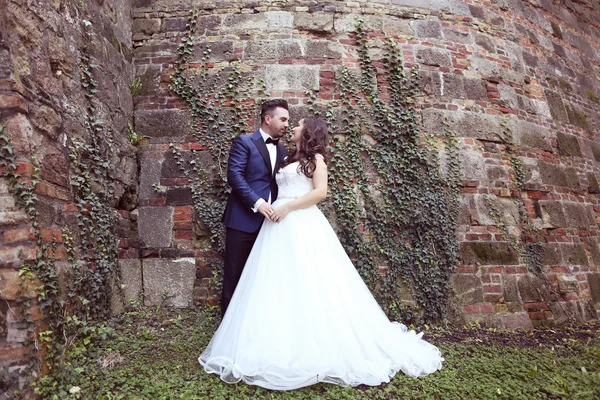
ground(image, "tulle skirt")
xmin=198 ymin=199 xmax=443 ymax=390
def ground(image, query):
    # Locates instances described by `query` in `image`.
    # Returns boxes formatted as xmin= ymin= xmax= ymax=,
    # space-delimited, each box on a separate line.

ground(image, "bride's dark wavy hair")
xmin=280 ymin=116 xmax=329 ymax=178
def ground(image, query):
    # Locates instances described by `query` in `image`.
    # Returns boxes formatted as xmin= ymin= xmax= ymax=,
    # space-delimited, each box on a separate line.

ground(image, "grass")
xmin=28 ymin=307 xmax=600 ymax=400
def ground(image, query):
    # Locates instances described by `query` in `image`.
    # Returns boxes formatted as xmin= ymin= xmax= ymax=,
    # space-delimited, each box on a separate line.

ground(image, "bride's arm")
xmin=273 ymin=156 xmax=327 ymax=220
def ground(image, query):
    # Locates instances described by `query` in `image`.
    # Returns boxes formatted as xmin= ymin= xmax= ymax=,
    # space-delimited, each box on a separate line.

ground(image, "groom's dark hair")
xmin=260 ymin=99 xmax=289 ymax=123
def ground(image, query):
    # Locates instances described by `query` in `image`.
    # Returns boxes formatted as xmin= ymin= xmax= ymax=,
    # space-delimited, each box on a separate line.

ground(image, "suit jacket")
xmin=223 ymin=130 xmax=288 ymax=233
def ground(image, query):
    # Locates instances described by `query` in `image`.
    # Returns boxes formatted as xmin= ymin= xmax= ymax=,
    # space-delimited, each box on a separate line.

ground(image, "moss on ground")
xmin=28 ymin=307 xmax=600 ymax=400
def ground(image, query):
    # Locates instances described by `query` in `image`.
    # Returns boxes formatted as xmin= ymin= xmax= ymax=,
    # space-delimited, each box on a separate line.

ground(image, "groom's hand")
xmin=257 ymin=202 xmax=276 ymax=221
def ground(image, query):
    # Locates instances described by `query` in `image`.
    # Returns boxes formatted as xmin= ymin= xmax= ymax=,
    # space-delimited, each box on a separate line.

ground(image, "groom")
xmin=221 ymin=99 xmax=289 ymax=316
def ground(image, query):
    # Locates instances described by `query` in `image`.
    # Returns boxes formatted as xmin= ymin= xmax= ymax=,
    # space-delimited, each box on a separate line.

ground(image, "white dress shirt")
xmin=252 ymin=129 xmax=277 ymax=212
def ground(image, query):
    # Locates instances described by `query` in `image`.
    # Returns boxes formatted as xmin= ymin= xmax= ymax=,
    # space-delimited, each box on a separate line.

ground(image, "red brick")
xmin=529 ymin=311 xmax=545 ymax=320
xmin=174 ymin=231 xmax=193 ymax=240
xmin=174 ymin=206 xmax=193 ymax=214
xmin=480 ymin=303 xmax=494 ymax=313
xmin=0 ymin=246 xmax=36 ymax=263
xmin=119 ymin=248 xmax=139 ymax=259
xmin=40 ymin=229 xmax=62 ymax=243
xmin=34 ymin=182 xmax=56 ymax=198
xmin=523 ymin=302 xmax=550 ymax=311
xmin=0 ymin=93 xmax=28 ymax=114
xmin=149 ymin=198 xmax=166 ymax=206
xmin=64 ymin=203 xmax=77 ymax=212
xmin=174 ymin=221 xmax=193 ymax=230
xmin=565 ymin=293 xmax=579 ymax=301
xmin=3 ymin=227 xmax=35 ymax=243
xmin=464 ymin=304 xmax=480 ymax=314
xmin=0 ymin=346 xmax=27 ymax=362
xmin=483 ymin=284 xmax=502 ymax=293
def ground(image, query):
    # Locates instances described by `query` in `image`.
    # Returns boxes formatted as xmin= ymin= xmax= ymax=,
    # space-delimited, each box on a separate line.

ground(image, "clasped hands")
xmin=258 ymin=202 xmax=290 ymax=223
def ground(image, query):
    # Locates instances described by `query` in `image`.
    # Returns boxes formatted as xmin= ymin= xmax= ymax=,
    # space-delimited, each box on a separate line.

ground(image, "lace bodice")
xmin=276 ymin=162 xmax=313 ymax=199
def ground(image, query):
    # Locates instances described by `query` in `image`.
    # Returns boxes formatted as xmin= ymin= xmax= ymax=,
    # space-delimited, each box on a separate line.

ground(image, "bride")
xmin=198 ymin=116 xmax=443 ymax=390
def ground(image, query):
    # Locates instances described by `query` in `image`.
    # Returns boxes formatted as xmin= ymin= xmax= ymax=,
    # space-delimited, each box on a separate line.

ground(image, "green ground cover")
xmin=28 ymin=307 xmax=600 ymax=400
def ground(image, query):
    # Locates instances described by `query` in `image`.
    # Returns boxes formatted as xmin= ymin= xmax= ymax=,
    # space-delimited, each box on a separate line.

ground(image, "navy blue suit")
xmin=221 ymin=130 xmax=288 ymax=315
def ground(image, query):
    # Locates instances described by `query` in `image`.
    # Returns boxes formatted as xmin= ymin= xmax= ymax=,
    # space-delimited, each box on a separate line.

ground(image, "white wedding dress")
xmin=198 ymin=160 xmax=443 ymax=390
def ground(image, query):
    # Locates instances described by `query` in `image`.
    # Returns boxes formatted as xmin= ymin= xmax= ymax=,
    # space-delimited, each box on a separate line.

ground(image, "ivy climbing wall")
xmin=132 ymin=0 xmax=600 ymax=330
xmin=0 ymin=0 xmax=139 ymax=387
xmin=0 ymin=0 xmax=599 ymax=391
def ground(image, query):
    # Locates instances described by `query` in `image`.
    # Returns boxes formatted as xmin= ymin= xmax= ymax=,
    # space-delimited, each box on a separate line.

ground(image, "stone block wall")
xmin=0 ymin=0 xmax=138 ymax=383
xmin=132 ymin=0 xmax=600 ymax=329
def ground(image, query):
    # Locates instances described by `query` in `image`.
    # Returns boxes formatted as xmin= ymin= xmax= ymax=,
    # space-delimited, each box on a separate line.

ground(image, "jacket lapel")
xmin=251 ymin=131 xmax=272 ymax=173
xmin=273 ymin=144 xmax=285 ymax=179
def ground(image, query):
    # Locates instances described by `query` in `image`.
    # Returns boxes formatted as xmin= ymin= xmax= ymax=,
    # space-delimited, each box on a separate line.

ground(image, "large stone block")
xmin=110 ymin=260 xmax=143 ymax=314
xmin=382 ymin=18 xmax=413 ymax=36
xmin=277 ymin=40 xmax=304 ymax=59
xmin=498 ymin=84 xmax=519 ymax=109
xmin=442 ymin=73 xmax=465 ymax=98
xmin=143 ymin=258 xmax=196 ymax=308
xmin=191 ymin=41 xmax=235 ymax=63
xmin=243 ymin=41 xmax=277 ymax=60
xmin=264 ymin=65 xmax=319 ymax=92
xmin=537 ymin=162 xmax=569 ymax=189
xmin=135 ymin=109 xmax=189 ymax=138
xmin=563 ymin=202 xmax=593 ymax=229
xmin=418 ymin=70 xmax=442 ymax=96
xmin=294 ymin=12 xmax=333 ymax=33
xmin=557 ymin=274 xmax=579 ymax=294
xmin=133 ymin=18 xmax=160 ymax=36
xmin=222 ymin=13 xmax=268 ymax=31
xmin=415 ymin=47 xmax=452 ymax=68
xmin=463 ymin=77 xmax=487 ymax=100
xmin=442 ymin=28 xmax=473 ymax=44
xmin=266 ymin=11 xmax=293 ymax=29
xmin=561 ymin=243 xmax=588 ymax=267
xmin=542 ymin=243 xmax=563 ymax=266
xmin=544 ymin=89 xmax=569 ymax=123
xmin=502 ymin=275 xmax=519 ymax=302
xmin=305 ymin=41 xmax=343 ymax=59
xmin=30 ymin=104 xmax=62 ymax=140
xmin=556 ymin=132 xmax=582 ymax=157
xmin=134 ymin=43 xmax=178 ymax=58
xmin=412 ymin=20 xmax=442 ymax=39
xmin=138 ymin=207 xmax=173 ymax=248
xmin=469 ymin=194 xmax=519 ymax=226
xmin=538 ymin=200 xmax=566 ymax=228
xmin=450 ymin=274 xmax=483 ymax=304
xmin=139 ymin=158 xmax=162 ymax=200
xmin=513 ymin=120 xmax=554 ymax=152
xmin=458 ymin=147 xmax=487 ymax=180
xmin=422 ymin=109 xmax=513 ymax=143
xmin=333 ymin=14 xmax=383 ymax=33
xmin=0 ymin=269 xmax=19 ymax=301
xmin=3 ymin=113 xmax=38 ymax=157
xmin=499 ymin=312 xmax=533 ymax=329
xmin=460 ymin=242 xmax=520 ymax=265
xmin=588 ymin=273 xmax=600 ymax=303
xmin=518 ymin=274 xmax=549 ymax=302
xmin=135 ymin=64 xmax=161 ymax=97
xmin=392 ymin=0 xmax=430 ymax=7
xmin=583 ymin=238 xmax=600 ymax=267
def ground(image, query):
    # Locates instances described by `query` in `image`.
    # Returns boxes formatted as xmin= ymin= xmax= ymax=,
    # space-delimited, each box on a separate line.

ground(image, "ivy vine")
xmin=168 ymin=9 xmax=269 ymax=291
xmin=0 ymin=12 xmax=124 ymax=393
xmin=324 ymin=21 xmax=461 ymax=324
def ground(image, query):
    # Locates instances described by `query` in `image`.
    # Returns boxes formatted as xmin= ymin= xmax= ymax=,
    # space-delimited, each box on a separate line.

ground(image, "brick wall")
xmin=0 ymin=0 xmax=138 ymax=386
xmin=132 ymin=0 xmax=600 ymax=329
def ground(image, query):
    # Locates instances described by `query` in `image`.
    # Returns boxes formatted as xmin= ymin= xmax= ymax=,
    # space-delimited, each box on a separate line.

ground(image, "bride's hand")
xmin=272 ymin=204 xmax=291 ymax=222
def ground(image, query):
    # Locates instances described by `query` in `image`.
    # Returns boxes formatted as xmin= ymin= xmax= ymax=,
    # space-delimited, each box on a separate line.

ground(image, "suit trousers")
xmin=221 ymin=226 xmax=260 ymax=317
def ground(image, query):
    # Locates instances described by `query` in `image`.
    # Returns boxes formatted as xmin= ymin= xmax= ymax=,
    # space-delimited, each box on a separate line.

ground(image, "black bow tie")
xmin=265 ymin=137 xmax=279 ymax=145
